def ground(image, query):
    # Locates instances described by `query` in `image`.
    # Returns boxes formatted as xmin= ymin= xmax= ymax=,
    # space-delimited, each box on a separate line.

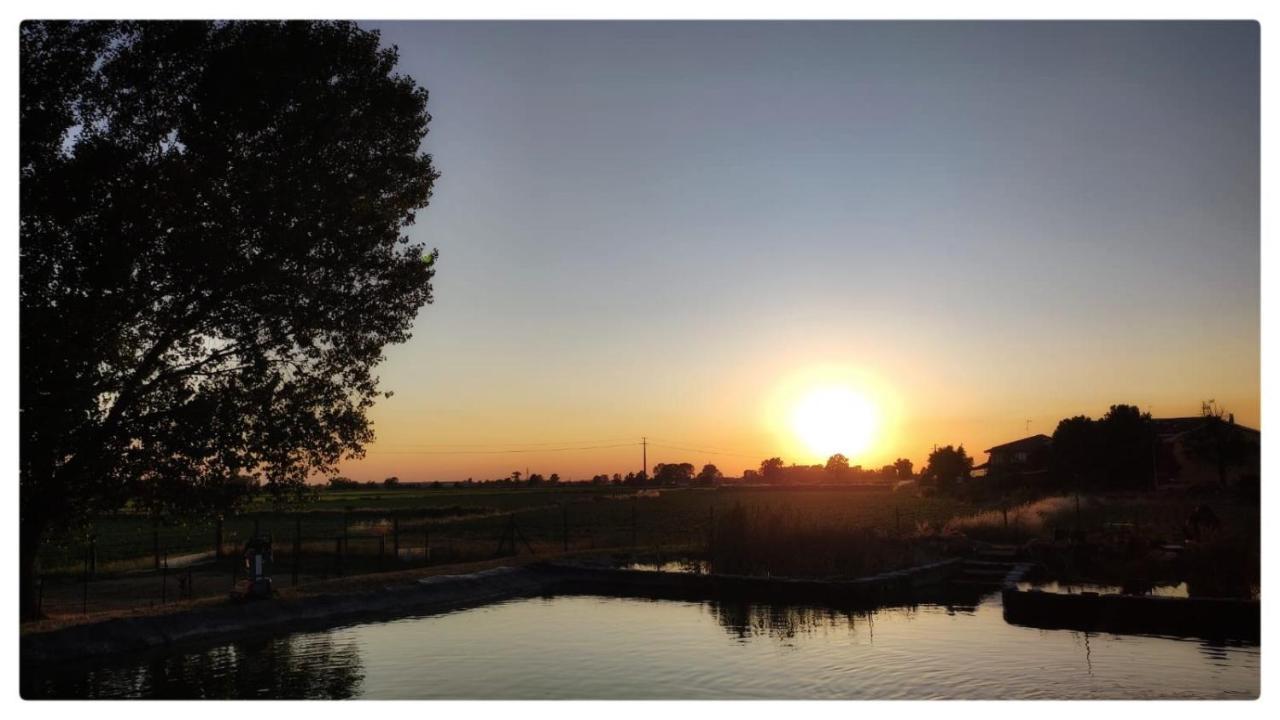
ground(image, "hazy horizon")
xmin=335 ymin=21 xmax=1259 ymax=483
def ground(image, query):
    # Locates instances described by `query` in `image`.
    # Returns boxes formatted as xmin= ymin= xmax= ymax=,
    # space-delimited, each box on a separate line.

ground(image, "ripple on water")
xmin=23 ymin=592 xmax=1259 ymax=699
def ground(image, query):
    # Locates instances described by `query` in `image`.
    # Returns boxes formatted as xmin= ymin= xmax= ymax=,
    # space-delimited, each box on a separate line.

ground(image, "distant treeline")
xmin=325 ymin=402 xmax=1257 ymax=497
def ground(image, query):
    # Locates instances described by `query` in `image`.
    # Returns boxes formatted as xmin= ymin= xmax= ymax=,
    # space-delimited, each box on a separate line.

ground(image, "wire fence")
xmin=33 ymin=488 xmax=954 ymax=618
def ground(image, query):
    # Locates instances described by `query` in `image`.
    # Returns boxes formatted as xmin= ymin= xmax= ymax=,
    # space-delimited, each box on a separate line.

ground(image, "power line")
xmin=646 ymin=442 xmax=765 ymax=459
xmin=374 ymin=437 xmax=639 ymax=449
xmin=364 ymin=442 xmax=641 ymax=455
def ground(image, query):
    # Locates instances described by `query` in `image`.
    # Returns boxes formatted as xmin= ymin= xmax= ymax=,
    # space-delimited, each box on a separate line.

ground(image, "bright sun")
xmin=789 ymin=384 xmax=880 ymax=461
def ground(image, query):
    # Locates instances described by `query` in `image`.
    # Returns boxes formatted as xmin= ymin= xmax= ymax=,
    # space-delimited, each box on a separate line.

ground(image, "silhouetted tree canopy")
xmin=653 ymin=462 xmax=695 ymax=485
xmin=824 ymin=453 xmax=850 ymax=477
xmin=20 ymin=20 xmax=438 ymax=616
xmin=921 ymin=445 xmax=972 ymax=493
xmin=1049 ymin=405 xmax=1155 ymax=490
xmin=759 ymin=457 xmax=785 ymax=483
xmin=1183 ymin=402 xmax=1255 ymax=487
xmin=696 ymin=463 xmax=723 ymax=486
xmin=893 ymin=458 xmax=914 ymax=479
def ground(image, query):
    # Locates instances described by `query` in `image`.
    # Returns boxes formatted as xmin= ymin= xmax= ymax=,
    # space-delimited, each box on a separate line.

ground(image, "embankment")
xmin=22 ymin=558 xmax=966 ymax=667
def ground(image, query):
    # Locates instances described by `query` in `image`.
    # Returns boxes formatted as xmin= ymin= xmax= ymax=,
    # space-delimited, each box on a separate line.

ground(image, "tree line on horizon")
xmin=331 ymin=402 xmax=1256 ymax=497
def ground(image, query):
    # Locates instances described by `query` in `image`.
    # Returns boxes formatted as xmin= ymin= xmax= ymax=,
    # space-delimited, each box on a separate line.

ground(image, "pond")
xmin=23 ymin=590 xmax=1258 ymax=699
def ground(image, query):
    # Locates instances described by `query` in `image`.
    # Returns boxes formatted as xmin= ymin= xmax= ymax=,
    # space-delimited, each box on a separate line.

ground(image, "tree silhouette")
xmin=1184 ymin=402 xmax=1254 ymax=487
xmin=695 ymin=463 xmax=723 ymax=486
xmin=1098 ymin=404 xmax=1155 ymax=489
xmin=652 ymin=462 xmax=695 ymax=486
xmin=19 ymin=21 xmax=438 ymax=617
xmin=824 ymin=453 xmax=850 ymax=479
xmin=921 ymin=445 xmax=972 ymax=494
xmin=893 ymin=458 xmax=914 ymax=479
xmin=1050 ymin=415 xmax=1101 ymax=489
xmin=759 ymin=457 xmax=785 ymax=484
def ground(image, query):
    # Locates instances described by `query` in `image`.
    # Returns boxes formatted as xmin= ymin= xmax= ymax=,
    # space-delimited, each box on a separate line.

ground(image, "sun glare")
xmin=789 ymin=385 xmax=880 ymax=461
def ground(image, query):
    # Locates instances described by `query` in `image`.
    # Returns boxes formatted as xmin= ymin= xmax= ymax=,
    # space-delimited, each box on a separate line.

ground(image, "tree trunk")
xmin=20 ymin=518 xmax=46 ymax=620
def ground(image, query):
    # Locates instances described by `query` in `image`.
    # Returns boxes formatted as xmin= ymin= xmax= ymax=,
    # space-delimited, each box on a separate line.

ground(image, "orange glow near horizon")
xmin=789 ymin=385 xmax=880 ymax=462
xmin=763 ymin=366 xmax=901 ymax=467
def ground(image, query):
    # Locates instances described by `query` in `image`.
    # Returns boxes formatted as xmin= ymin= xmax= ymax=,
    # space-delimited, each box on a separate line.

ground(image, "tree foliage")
xmin=759 ymin=457 xmax=785 ymax=483
xmin=695 ymin=463 xmax=723 ymax=485
xmin=921 ymin=445 xmax=972 ymax=493
xmin=824 ymin=453 xmax=850 ymax=477
xmin=1049 ymin=405 xmax=1155 ymax=490
xmin=652 ymin=462 xmax=695 ymax=485
xmin=1183 ymin=402 xmax=1255 ymax=487
xmin=20 ymin=21 xmax=438 ymax=612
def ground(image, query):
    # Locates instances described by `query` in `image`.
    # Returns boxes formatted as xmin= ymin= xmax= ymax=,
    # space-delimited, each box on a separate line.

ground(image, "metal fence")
xmin=34 ymin=488 xmax=947 ymax=618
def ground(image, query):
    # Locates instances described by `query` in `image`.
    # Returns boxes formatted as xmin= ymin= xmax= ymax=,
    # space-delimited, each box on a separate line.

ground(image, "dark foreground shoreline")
xmin=22 ymin=556 xmax=1257 ymax=672
xmin=22 ymin=558 xmax=964 ymax=668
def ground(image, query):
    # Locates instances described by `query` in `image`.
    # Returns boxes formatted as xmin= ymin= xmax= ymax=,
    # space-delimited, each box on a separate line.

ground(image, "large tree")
xmin=921 ymin=445 xmax=973 ymax=493
xmin=20 ymin=21 xmax=439 ymax=617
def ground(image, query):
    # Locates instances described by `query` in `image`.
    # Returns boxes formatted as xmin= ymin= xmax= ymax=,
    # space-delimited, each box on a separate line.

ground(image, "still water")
xmin=24 ymin=591 xmax=1259 ymax=699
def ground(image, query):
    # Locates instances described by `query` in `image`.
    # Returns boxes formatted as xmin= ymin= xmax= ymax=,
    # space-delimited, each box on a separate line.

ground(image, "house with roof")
xmin=1152 ymin=416 xmax=1260 ymax=489
xmin=970 ymin=434 xmax=1052 ymax=485
xmin=971 ymin=416 xmax=1259 ymax=491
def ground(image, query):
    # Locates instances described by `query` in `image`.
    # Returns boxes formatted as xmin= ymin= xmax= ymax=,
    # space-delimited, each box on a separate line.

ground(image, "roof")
xmin=984 ymin=434 xmax=1052 ymax=455
xmin=1152 ymin=417 xmax=1260 ymax=439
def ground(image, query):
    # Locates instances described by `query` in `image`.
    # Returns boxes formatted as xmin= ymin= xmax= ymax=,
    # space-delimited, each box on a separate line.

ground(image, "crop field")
xmin=41 ymin=485 xmax=974 ymax=573
xmin=30 ymin=483 xmax=1259 ymax=620
xmin=31 ymin=485 xmax=977 ymax=617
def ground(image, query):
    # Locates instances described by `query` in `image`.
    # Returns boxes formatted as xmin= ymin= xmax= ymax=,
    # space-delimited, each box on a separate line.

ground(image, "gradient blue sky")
xmin=339 ymin=21 xmax=1259 ymax=482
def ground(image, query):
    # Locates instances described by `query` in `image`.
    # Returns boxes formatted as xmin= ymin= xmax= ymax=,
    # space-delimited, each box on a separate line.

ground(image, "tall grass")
xmin=943 ymin=496 xmax=1079 ymax=543
xmin=708 ymin=503 xmax=923 ymax=580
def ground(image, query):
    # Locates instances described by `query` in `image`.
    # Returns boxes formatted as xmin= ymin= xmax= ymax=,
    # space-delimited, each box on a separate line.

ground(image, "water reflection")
xmin=24 ymin=591 xmax=1259 ymax=700
xmin=712 ymin=600 xmax=872 ymax=640
xmin=25 ymin=633 xmax=364 ymax=699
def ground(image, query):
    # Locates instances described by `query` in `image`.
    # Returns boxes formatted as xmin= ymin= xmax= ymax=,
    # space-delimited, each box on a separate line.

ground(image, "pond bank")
xmin=1002 ymin=585 xmax=1260 ymax=642
xmin=547 ymin=557 xmax=964 ymax=604
xmin=22 ymin=557 xmax=969 ymax=666
xmin=21 ymin=565 xmax=553 ymax=666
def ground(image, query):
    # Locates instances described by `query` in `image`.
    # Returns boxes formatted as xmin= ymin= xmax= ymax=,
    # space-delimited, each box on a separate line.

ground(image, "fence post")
xmin=82 ymin=547 xmax=89 ymax=615
xmin=88 ymin=533 xmax=97 ymax=578
xmin=152 ymin=516 xmax=161 ymax=570
xmin=292 ymin=516 xmax=301 ymax=587
xmin=562 ymin=503 xmax=569 ymax=552
xmin=343 ymin=507 xmax=352 ymax=551
xmin=632 ymin=496 xmax=638 ymax=548
xmin=215 ymin=516 xmax=224 ymax=560
xmin=161 ymin=553 xmax=168 ymax=604
xmin=393 ymin=515 xmax=400 ymax=562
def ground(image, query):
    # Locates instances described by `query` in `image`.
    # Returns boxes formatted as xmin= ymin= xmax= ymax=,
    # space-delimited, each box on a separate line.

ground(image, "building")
xmin=1152 ymin=416 xmax=1260 ymax=489
xmin=971 ymin=418 xmax=1260 ymax=491
xmin=970 ymin=434 xmax=1052 ymax=485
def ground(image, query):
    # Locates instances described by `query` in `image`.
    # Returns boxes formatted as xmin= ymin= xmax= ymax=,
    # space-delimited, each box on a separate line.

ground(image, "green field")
xmin=32 ymin=484 xmax=1260 ymax=619
xmin=40 ymin=485 xmax=973 ymax=576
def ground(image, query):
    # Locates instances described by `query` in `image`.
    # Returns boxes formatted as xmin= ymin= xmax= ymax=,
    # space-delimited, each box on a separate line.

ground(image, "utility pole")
xmin=642 ymin=436 xmax=647 ymax=481
xmin=1025 ymin=419 xmax=1031 ymax=433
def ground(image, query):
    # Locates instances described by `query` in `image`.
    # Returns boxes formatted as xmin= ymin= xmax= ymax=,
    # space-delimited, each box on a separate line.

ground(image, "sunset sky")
xmin=337 ymin=21 xmax=1259 ymax=483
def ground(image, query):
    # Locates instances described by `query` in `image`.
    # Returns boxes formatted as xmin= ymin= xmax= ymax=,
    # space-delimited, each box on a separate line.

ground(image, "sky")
xmin=336 ymin=21 xmax=1260 ymax=482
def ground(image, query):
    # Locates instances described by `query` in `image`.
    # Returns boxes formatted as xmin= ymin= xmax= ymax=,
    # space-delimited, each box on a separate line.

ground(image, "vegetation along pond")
xmin=23 ymin=590 xmax=1258 ymax=699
